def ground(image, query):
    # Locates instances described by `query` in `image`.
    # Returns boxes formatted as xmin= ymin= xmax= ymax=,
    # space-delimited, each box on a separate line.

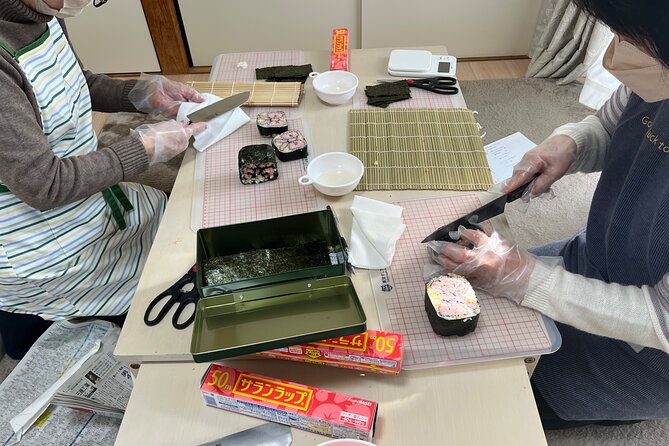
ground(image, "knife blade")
xmin=187 ymin=91 xmax=250 ymax=123
xmin=421 ymin=176 xmax=537 ymax=243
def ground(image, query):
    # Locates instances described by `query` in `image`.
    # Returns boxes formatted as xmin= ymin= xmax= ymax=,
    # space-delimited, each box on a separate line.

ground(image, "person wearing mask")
xmin=0 ymin=0 xmax=206 ymax=358
xmin=435 ymin=0 xmax=669 ymax=429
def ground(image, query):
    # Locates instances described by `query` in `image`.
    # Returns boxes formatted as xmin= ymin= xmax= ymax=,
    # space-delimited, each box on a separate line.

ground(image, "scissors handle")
xmin=407 ymin=77 xmax=458 ymax=95
xmin=171 ymin=295 xmax=198 ymax=330
xmin=144 ymin=291 xmax=176 ymax=326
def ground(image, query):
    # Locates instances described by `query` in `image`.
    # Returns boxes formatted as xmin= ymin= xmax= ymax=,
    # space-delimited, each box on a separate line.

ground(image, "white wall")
xmin=361 ymin=0 xmax=544 ymax=58
xmin=178 ymin=0 xmax=361 ymax=67
xmin=64 ymin=0 xmax=159 ymax=73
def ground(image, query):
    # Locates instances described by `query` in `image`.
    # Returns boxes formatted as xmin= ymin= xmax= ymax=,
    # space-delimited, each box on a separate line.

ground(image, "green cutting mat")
xmin=349 ymin=108 xmax=493 ymax=191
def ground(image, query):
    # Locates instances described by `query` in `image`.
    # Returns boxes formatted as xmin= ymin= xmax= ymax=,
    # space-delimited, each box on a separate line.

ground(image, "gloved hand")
xmin=128 ymin=73 xmax=205 ymax=118
xmin=434 ymin=227 xmax=536 ymax=304
xmin=499 ymin=134 xmax=577 ymax=196
xmin=131 ymin=120 xmax=207 ymax=165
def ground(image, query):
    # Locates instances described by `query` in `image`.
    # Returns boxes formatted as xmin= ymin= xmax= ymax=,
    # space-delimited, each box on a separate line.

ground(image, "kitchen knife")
xmin=186 ymin=91 xmax=250 ymax=123
xmin=421 ymin=176 xmax=538 ymax=243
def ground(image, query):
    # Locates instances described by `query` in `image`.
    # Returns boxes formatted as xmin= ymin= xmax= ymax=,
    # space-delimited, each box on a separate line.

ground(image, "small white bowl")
xmin=298 ymin=152 xmax=364 ymax=197
xmin=309 ymin=71 xmax=359 ymax=105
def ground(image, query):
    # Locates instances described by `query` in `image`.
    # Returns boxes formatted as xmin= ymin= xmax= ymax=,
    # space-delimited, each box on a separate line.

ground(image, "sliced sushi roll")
xmin=272 ymin=130 xmax=308 ymax=162
xmin=238 ymin=144 xmax=279 ymax=185
xmin=424 ymin=273 xmax=480 ymax=337
xmin=256 ymin=111 xmax=288 ymax=136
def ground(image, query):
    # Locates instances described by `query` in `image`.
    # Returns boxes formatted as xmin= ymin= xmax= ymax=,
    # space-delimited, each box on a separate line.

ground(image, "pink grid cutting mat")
xmin=191 ymin=119 xmax=319 ymax=230
xmin=352 ymin=84 xmax=457 ymax=110
xmin=210 ymin=51 xmax=306 ymax=82
xmin=370 ymin=194 xmax=559 ymax=369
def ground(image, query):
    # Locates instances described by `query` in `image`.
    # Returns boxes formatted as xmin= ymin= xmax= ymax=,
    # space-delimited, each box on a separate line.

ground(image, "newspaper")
xmin=0 ymin=319 xmax=131 ymax=445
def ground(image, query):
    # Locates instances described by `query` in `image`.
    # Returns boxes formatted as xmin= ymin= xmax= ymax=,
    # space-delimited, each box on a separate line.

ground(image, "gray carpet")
xmin=461 ymin=78 xmax=668 ymax=445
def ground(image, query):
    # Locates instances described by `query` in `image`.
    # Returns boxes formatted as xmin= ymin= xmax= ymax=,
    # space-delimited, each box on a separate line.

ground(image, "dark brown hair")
xmin=573 ymin=0 xmax=669 ymax=67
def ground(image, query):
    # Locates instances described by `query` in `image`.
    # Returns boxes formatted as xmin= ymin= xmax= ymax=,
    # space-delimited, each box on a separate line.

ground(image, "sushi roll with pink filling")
xmin=425 ymin=273 xmax=480 ymax=336
xmin=256 ymin=111 xmax=288 ymax=136
xmin=272 ymin=130 xmax=308 ymax=161
xmin=238 ymin=144 xmax=279 ymax=185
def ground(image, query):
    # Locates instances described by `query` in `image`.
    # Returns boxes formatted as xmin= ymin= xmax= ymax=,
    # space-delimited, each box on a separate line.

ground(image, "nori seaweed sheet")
xmin=204 ymin=241 xmax=333 ymax=285
xmin=255 ymin=64 xmax=313 ymax=83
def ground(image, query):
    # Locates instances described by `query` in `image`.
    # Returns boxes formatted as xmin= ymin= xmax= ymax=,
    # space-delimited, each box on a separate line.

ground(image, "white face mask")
xmin=603 ymin=34 xmax=669 ymax=103
xmin=33 ymin=0 xmax=92 ymax=18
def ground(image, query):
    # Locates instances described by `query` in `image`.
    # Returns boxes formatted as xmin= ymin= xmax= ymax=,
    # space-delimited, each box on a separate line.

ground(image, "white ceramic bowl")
xmin=298 ymin=152 xmax=364 ymax=197
xmin=309 ymin=71 xmax=359 ymax=105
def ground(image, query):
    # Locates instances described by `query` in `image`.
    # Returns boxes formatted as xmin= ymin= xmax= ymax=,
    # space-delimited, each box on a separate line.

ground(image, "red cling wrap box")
xmin=200 ymin=364 xmax=377 ymax=441
xmin=330 ymin=28 xmax=349 ymax=71
xmin=256 ymin=330 xmax=403 ymax=375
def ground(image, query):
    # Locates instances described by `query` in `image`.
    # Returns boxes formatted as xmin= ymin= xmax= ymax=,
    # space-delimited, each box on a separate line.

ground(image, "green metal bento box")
xmin=190 ymin=276 xmax=366 ymax=362
xmin=191 ymin=208 xmax=367 ymax=362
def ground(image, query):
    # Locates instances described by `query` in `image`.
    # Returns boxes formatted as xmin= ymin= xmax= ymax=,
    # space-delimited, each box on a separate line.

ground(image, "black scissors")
xmin=378 ymin=77 xmax=459 ymax=95
xmin=144 ymin=265 xmax=199 ymax=330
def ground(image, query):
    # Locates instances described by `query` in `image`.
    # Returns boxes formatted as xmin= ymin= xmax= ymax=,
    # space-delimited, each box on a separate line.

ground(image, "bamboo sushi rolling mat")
xmin=349 ymin=108 xmax=494 ymax=191
xmin=370 ymin=194 xmax=558 ymax=369
xmin=191 ymin=119 xmax=319 ymax=230
xmin=187 ymin=81 xmax=304 ymax=107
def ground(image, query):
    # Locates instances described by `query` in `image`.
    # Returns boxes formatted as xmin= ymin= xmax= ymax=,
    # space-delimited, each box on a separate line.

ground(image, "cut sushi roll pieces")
xmin=425 ymin=273 xmax=480 ymax=337
xmin=238 ymin=144 xmax=279 ymax=185
xmin=272 ymin=130 xmax=308 ymax=161
xmin=256 ymin=111 xmax=288 ymax=136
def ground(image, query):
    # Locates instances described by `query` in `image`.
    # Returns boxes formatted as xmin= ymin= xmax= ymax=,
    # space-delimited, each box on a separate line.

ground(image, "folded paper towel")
xmin=348 ymin=196 xmax=406 ymax=269
xmin=176 ymin=93 xmax=250 ymax=151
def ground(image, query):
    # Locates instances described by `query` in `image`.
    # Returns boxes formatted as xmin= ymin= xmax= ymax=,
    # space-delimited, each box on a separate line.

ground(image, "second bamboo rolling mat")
xmin=349 ymin=108 xmax=493 ymax=191
xmin=187 ymin=81 xmax=303 ymax=107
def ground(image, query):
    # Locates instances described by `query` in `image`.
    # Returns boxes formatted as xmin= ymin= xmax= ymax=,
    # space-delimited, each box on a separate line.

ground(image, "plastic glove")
xmin=434 ymin=226 xmax=536 ymax=304
xmin=499 ymin=134 xmax=577 ymax=196
xmin=131 ymin=120 xmax=207 ymax=165
xmin=128 ymin=73 xmax=205 ymax=118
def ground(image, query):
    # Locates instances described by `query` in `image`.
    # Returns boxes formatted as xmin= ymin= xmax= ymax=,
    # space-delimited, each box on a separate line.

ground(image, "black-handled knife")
xmin=421 ymin=176 xmax=538 ymax=243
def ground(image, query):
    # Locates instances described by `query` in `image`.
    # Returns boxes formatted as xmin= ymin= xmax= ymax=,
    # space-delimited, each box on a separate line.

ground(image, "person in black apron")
xmin=435 ymin=0 xmax=669 ymax=429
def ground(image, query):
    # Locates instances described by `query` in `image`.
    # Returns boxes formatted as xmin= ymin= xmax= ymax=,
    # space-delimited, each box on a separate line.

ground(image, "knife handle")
xmin=506 ymin=174 xmax=539 ymax=203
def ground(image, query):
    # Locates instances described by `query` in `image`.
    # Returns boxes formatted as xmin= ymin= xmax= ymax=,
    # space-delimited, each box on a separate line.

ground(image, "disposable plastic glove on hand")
xmin=498 ymin=134 xmax=577 ymax=197
xmin=128 ymin=73 xmax=205 ymax=118
xmin=131 ymin=120 xmax=207 ymax=166
xmin=434 ymin=227 xmax=536 ymax=304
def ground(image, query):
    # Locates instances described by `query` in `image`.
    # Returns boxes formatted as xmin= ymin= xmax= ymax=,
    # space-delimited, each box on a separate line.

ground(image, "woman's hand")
xmin=129 ymin=74 xmax=205 ymax=118
xmin=434 ymin=227 xmax=536 ymax=304
xmin=500 ymin=134 xmax=577 ymax=196
xmin=131 ymin=120 xmax=207 ymax=165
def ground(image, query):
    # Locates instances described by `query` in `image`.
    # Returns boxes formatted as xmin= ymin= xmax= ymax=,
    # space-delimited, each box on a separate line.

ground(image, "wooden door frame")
xmin=140 ymin=0 xmax=190 ymax=74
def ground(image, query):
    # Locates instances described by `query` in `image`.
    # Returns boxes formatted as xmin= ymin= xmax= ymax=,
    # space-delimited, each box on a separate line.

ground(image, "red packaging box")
xmin=330 ymin=28 xmax=349 ymax=71
xmin=257 ymin=330 xmax=403 ymax=375
xmin=200 ymin=364 xmax=377 ymax=441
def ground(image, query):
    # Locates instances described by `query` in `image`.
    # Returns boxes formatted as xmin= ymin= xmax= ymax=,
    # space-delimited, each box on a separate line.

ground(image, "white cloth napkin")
xmin=348 ymin=195 xmax=406 ymax=269
xmin=176 ymin=93 xmax=250 ymax=151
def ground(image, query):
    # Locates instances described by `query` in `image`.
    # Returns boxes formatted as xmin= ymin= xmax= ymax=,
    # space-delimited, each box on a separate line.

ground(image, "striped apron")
xmin=0 ymin=19 xmax=166 ymax=321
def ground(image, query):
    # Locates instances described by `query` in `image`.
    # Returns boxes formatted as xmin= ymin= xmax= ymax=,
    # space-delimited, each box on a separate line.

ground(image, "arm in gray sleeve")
xmin=0 ymin=68 xmax=148 ymax=210
xmin=552 ymin=85 xmax=631 ymax=173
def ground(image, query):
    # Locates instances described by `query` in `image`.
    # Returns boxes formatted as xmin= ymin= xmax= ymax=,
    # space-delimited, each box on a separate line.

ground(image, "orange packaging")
xmin=200 ymin=364 xmax=377 ymax=441
xmin=330 ymin=28 xmax=349 ymax=71
xmin=257 ymin=330 xmax=403 ymax=375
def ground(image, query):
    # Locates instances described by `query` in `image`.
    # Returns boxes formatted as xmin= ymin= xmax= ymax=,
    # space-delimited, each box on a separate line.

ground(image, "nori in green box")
xmin=238 ymin=144 xmax=278 ymax=184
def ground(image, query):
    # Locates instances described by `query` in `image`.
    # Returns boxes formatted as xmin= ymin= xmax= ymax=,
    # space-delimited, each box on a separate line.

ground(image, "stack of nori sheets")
xmin=256 ymin=64 xmax=313 ymax=83
xmin=365 ymin=80 xmax=411 ymax=108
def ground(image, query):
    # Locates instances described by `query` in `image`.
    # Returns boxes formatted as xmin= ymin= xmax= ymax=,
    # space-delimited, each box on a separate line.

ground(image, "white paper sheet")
xmin=484 ymin=132 xmax=537 ymax=183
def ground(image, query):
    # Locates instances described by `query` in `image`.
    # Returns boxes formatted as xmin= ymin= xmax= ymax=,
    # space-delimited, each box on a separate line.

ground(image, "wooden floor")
xmin=92 ymin=59 xmax=530 ymax=133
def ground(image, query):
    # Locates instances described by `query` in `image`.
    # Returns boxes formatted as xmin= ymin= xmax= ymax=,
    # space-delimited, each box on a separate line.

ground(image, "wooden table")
xmin=114 ymin=46 xmax=546 ymax=445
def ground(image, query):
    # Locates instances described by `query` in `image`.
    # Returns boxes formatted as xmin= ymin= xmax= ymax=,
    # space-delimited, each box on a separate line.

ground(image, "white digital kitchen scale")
xmin=387 ymin=49 xmax=457 ymax=78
